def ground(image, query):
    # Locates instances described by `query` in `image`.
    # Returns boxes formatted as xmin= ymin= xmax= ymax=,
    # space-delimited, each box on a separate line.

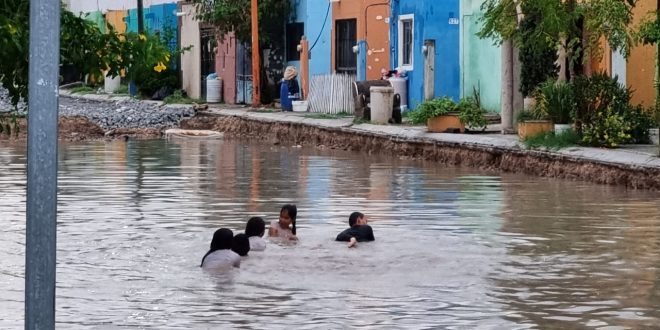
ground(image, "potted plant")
xmin=409 ymin=97 xmax=464 ymax=133
xmin=536 ymin=80 xmax=574 ymax=134
xmin=409 ymin=96 xmax=487 ymax=133
xmin=517 ymin=109 xmax=553 ymax=140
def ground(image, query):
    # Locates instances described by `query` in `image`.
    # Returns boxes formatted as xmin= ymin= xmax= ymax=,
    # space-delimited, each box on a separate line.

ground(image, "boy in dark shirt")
xmin=336 ymin=212 xmax=375 ymax=248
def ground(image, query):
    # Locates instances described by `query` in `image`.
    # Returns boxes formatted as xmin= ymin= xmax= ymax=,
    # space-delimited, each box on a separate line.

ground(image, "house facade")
xmin=286 ymin=0 xmax=333 ymax=77
xmin=390 ymin=0 xmax=461 ymax=109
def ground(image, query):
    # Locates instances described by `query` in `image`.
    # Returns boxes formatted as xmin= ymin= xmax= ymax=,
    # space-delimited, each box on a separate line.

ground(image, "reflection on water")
xmin=1 ymin=138 xmax=659 ymax=329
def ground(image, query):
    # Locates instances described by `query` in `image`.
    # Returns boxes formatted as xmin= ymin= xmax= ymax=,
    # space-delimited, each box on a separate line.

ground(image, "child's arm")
xmin=348 ymin=237 xmax=357 ymax=248
xmin=268 ymin=226 xmax=277 ymax=237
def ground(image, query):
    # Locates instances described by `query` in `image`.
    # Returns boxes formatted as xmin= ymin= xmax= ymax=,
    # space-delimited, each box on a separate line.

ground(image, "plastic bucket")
xmin=104 ymin=74 xmax=121 ymax=94
xmin=206 ymin=79 xmax=223 ymax=103
xmin=292 ymin=100 xmax=308 ymax=112
xmin=370 ymin=86 xmax=394 ymax=124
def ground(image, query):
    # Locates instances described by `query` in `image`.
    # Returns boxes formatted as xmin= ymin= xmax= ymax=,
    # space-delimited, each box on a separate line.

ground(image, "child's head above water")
xmin=279 ymin=204 xmax=298 ymax=235
xmin=232 ymin=233 xmax=251 ymax=256
xmin=210 ymin=228 xmax=234 ymax=250
xmin=245 ymin=217 xmax=266 ymax=237
xmin=348 ymin=212 xmax=365 ymax=227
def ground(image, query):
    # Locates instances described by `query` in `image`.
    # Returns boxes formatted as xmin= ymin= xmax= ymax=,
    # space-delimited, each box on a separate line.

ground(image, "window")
xmin=286 ymin=22 xmax=305 ymax=61
xmin=398 ymin=15 xmax=414 ymax=70
xmin=335 ymin=19 xmax=357 ymax=74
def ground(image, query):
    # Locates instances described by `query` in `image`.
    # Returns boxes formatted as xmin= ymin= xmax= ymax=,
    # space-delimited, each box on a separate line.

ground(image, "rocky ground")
xmin=1 ymin=87 xmax=196 ymax=140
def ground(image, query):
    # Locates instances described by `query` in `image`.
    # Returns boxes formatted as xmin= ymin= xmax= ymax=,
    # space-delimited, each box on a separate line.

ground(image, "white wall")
xmin=68 ymin=0 xmax=179 ymax=13
xmin=180 ymin=3 xmax=201 ymax=99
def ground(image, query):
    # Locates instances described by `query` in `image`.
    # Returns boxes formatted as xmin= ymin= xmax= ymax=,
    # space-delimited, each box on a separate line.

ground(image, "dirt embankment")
xmin=181 ymin=115 xmax=660 ymax=190
xmin=0 ymin=116 xmax=163 ymax=141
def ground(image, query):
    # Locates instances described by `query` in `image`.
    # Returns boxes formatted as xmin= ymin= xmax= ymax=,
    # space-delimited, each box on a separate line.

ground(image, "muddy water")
xmin=1 ymin=138 xmax=659 ymax=329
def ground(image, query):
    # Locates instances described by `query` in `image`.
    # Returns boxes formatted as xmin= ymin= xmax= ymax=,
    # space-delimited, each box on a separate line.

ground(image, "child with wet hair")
xmin=231 ymin=233 xmax=251 ymax=256
xmin=336 ymin=211 xmax=375 ymax=248
xmin=200 ymin=228 xmax=241 ymax=270
xmin=268 ymin=204 xmax=298 ymax=241
xmin=245 ymin=217 xmax=267 ymax=251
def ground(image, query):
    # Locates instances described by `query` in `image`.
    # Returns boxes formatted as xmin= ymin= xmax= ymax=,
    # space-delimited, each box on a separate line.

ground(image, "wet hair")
xmin=232 ymin=233 xmax=251 ymax=256
xmin=201 ymin=228 xmax=233 ymax=267
xmin=349 ymin=212 xmax=364 ymax=227
xmin=281 ymin=204 xmax=297 ymax=235
xmin=245 ymin=217 xmax=266 ymax=237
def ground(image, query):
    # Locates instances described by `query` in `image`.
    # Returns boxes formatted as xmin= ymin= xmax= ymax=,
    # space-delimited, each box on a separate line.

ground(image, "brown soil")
xmin=0 ymin=116 xmax=163 ymax=141
xmin=181 ymin=115 xmax=660 ymax=190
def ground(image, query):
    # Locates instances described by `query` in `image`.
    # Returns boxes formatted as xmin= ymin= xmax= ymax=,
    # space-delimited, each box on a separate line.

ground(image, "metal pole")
xmin=26 ymin=0 xmax=60 ymax=328
xmin=251 ymin=0 xmax=261 ymax=106
xmin=137 ymin=0 xmax=144 ymax=33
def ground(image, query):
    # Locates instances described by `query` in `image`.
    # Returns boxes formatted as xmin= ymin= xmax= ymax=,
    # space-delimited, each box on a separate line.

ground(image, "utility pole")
xmin=137 ymin=0 xmax=144 ymax=33
xmin=26 ymin=0 xmax=60 ymax=327
xmin=251 ymin=0 xmax=261 ymax=106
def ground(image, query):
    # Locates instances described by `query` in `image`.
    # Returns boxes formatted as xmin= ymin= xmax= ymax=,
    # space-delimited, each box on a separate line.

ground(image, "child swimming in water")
xmin=268 ymin=204 xmax=298 ymax=241
xmin=232 ymin=233 xmax=251 ymax=256
xmin=245 ymin=217 xmax=267 ymax=251
xmin=200 ymin=228 xmax=241 ymax=270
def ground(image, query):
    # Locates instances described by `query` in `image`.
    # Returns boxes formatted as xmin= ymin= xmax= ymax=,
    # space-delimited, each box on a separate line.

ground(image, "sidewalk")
xmin=202 ymin=106 xmax=660 ymax=171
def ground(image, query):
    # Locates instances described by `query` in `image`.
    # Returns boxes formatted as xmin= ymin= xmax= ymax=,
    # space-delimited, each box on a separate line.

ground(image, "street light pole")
xmin=137 ymin=0 xmax=144 ymax=33
xmin=251 ymin=0 xmax=261 ymax=106
xmin=26 ymin=0 xmax=60 ymax=327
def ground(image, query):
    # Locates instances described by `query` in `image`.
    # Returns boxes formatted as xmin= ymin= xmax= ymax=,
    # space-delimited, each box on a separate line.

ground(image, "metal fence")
xmin=308 ymin=74 xmax=356 ymax=114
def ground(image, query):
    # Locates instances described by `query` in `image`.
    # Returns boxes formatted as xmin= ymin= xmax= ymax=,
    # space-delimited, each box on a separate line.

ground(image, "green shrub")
xmin=572 ymin=73 xmax=630 ymax=132
xmin=536 ymin=80 xmax=575 ymax=124
xmin=457 ymin=97 xmax=487 ymax=130
xmin=622 ymin=105 xmax=655 ymax=144
xmin=523 ymin=130 xmax=581 ymax=150
xmin=582 ymin=107 xmax=631 ymax=148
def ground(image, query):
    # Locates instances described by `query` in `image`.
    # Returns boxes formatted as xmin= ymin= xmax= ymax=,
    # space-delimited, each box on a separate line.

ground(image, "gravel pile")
xmin=3 ymin=87 xmax=196 ymax=131
xmin=58 ymin=96 xmax=196 ymax=131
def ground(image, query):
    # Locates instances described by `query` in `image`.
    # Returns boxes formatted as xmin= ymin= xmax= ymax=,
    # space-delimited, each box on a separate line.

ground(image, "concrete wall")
xmin=106 ymin=10 xmax=128 ymax=33
xmin=460 ymin=0 xmax=501 ymax=113
xmin=180 ymin=3 xmax=201 ymax=99
xmin=216 ymin=33 xmax=237 ymax=104
xmin=288 ymin=0 xmax=333 ymax=77
xmin=392 ymin=0 xmax=460 ymax=108
xmin=332 ymin=0 xmax=390 ymax=80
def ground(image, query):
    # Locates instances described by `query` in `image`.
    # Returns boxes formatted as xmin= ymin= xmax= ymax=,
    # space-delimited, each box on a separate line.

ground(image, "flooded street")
xmin=1 ymin=138 xmax=659 ymax=329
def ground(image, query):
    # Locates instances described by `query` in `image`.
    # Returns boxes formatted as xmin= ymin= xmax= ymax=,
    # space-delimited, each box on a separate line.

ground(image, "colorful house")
xmin=331 ymin=0 xmax=391 ymax=80
xmin=286 ymin=0 xmax=333 ymax=77
xmin=460 ymin=0 xmax=502 ymax=113
xmin=390 ymin=0 xmax=461 ymax=109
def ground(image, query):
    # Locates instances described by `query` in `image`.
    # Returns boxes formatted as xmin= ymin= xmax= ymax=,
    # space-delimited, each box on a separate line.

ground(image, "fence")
xmin=308 ymin=74 xmax=356 ymax=114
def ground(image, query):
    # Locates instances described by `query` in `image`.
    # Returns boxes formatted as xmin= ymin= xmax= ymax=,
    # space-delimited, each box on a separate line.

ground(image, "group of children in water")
xmin=200 ymin=204 xmax=376 ymax=270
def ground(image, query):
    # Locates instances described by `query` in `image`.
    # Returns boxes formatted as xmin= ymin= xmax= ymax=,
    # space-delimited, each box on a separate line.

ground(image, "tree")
xmin=193 ymin=0 xmax=291 ymax=45
xmin=478 ymin=0 xmax=636 ymax=81
xmin=0 ymin=1 xmax=172 ymax=110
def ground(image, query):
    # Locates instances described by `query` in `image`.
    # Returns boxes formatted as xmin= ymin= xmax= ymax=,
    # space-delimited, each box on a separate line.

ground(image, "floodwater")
xmin=1 ymin=138 xmax=659 ymax=329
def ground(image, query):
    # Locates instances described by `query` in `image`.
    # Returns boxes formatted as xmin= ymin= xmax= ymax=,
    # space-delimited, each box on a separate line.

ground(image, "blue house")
xmin=390 ymin=0 xmax=461 ymax=109
xmin=287 ymin=0 xmax=333 ymax=76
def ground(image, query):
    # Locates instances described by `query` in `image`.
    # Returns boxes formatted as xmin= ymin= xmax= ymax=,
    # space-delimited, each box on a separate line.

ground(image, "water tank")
xmin=388 ymin=77 xmax=408 ymax=111
xmin=206 ymin=79 xmax=223 ymax=103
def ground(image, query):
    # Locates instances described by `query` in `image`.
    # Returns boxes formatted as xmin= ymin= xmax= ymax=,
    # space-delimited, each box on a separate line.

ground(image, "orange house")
xmin=590 ymin=0 xmax=656 ymax=107
xmin=332 ymin=0 xmax=391 ymax=80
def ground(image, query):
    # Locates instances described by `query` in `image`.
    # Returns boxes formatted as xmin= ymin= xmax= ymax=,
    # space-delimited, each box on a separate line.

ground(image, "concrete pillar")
xmin=501 ymin=40 xmax=513 ymax=133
